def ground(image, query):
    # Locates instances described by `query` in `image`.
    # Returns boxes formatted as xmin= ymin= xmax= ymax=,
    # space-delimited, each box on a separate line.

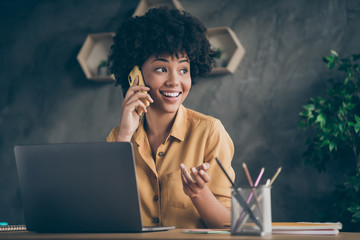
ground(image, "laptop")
xmin=14 ymin=142 xmax=175 ymax=233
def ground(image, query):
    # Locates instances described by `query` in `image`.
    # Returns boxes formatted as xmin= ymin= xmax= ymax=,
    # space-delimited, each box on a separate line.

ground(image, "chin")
xmin=156 ymin=103 xmax=181 ymax=114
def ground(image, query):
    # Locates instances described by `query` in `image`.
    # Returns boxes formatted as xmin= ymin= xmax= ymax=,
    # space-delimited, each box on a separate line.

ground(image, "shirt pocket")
xmin=164 ymin=170 xmax=193 ymax=208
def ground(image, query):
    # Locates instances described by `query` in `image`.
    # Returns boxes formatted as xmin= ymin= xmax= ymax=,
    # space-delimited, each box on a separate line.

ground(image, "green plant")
xmin=299 ymin=50 xmax=360 ymax=232
xmin=98 ymin=59 xmax=108 ymax=68
xmin=213 ymin=48 xmax=222 ymax=59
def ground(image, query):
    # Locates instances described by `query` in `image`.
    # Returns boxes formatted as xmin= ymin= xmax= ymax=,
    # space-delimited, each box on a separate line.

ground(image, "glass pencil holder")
xmin=231 ymin=185 xmax=272 ymax=236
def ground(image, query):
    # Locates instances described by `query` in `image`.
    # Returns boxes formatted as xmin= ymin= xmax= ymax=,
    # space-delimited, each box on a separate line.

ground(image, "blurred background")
xmin=1 ymin=0 xmax=360 ymax=231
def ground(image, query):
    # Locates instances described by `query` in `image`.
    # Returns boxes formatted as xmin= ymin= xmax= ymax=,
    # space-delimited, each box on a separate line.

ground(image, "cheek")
xmin=144 ymin=74 xmax=161 ymax=89
xmin=184 ymin=78 xmax=192 ymax=92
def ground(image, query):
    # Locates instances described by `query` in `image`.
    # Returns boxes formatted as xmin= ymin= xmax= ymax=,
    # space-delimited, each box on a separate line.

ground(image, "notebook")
xmin=0 ymin=224 xmax=27 ymax=232
xmin=14 ymin=142 xmax=174 ymax=233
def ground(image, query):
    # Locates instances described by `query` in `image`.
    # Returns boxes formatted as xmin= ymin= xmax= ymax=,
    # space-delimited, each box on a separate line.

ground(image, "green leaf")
xmin=329 ymin=142 xmax=336 ymax=152
xmin=355 ymin=126 xmax=360 ymax=134
xmin=328 ymin=61 xmax=335 ymax=69
xmin=351 ymin=211 xmax=360 ymax=222
xmin=355 ymin=115 xmax=360 ymax=123
xmin=338 ymin=123 xmax=344 ymax=133
xmin=352 ymin=54 xmax=360 ymax=61
xmin=320 ymin=139 xmax=330 ymax=148
xmin=304 ymin=104 xmax=315 ymax=111
xmin=330 ymin=49 xmax=339 ymax=57
xmin=326 ymin=55 xmax=334 ymax=63
xmin=347 ymin=103 xmax=356 ymax=111
xmin=315 ymin=114 xmax=326 ymax=127
xmin=348 ymin=205 xmax=360 ymax=213
xmin=344 ymin=77 xmax=350 ymax=84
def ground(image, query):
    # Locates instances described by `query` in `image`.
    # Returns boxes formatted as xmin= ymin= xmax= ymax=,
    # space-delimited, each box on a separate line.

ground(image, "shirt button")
xmin=154 ymin=195 xmax=159 ymax=201
xmin=152 ymin=217 xmax=159 ymax=223
xmin=158 ymin=152 xmax=165 ymax=157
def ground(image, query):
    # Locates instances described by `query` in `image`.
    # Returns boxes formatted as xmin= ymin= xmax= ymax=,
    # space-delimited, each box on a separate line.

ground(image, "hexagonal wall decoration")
xmin=77 ymin=32 xmax=115 ymax=82
xmin=132 ymin=0 xmax=183 ymax=17
xmin=207 ymin=27 xmax=245 ymax=75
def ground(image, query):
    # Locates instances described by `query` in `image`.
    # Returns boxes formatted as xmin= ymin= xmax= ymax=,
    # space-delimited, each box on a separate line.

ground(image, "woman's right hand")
xmin=116 ymin=76 xmax=153 ymax=142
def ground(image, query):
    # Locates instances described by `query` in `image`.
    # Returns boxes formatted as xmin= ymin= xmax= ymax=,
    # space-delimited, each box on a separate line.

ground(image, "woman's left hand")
xmin=180 ymin=163 xmax=211 ymax=199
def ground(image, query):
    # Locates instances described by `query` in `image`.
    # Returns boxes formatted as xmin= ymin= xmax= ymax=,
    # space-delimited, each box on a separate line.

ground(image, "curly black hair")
xmin=108 ymin=7 xmax=214 ymax=96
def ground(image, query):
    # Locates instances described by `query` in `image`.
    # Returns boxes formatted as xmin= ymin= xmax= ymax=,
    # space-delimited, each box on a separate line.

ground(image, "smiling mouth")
xmin=160 ymin=91 xmax=181 ymax=98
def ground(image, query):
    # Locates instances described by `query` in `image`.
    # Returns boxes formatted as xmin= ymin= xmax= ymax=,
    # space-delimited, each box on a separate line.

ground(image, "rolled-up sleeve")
xmin=204 ymin=119 xmax=235 ymax=208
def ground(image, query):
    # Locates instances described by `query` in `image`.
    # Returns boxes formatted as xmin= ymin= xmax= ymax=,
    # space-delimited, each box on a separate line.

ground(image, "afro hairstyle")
xmin=108 ymin=7 xmax=215 ymax=97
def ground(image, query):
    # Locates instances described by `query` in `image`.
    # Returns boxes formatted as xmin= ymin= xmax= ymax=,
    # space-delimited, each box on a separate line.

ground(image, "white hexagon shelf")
xmin=77 ymin=32 xmax=115 ymax=82
xmin=207 ymin=27 xmax=245 ymax=75
xmin=132 ymin=0 xmax=183 ymax=17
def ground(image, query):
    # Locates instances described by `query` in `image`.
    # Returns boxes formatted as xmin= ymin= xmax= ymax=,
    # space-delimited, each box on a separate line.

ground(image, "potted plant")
xmin=97 ymin=59 xmax=111 ymax=76
xmin=299 ymin=50 xmax=360 ymax=232
xmin=213 ymin=48 xmax=227 ymax=68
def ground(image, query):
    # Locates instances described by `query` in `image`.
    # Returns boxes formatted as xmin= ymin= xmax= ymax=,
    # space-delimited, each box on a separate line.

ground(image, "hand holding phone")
xmin=128 ymin=66 xmax=150 ymax=115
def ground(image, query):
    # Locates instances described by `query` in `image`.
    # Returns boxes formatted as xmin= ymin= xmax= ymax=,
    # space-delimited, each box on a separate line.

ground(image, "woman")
xmin=107 ymin=7 xmax=235 ymax=229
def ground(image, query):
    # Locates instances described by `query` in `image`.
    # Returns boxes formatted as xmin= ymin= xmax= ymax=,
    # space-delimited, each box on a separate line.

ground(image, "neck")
xmin=144 ymin=108 xmax=177 ymax=138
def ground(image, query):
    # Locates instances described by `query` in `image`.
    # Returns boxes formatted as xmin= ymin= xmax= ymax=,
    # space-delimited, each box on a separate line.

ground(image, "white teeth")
xmin=162 ymin=92 xmax=180 ymax=97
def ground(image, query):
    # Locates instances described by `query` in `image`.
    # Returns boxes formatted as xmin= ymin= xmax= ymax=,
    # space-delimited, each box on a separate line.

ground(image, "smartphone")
xmin=128 ymin=65 xmax=150 ymax=115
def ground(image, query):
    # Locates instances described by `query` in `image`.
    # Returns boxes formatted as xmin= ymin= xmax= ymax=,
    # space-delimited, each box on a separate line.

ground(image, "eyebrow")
xmin=152 ymin=58 xmax=189 ymax=63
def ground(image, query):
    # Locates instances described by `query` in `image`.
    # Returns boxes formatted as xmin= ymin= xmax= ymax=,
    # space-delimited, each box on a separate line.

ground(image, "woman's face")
xmin=141 ymin=53 xmax=191 ymax=114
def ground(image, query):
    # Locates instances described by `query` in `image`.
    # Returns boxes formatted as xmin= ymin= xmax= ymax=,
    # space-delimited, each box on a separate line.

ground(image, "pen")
xmin=215 ymin=157 xmax=263 ymax=231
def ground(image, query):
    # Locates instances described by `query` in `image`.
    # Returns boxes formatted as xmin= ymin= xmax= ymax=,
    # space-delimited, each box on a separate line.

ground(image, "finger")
xmin=199 ymin=169 xmax=210 ymax=183
xmin=181 ymin=170 xmax=198 ymax=194
xmin=124 ymin=88 xmax=150 ymax=106
xmin=123 ymin=99 xmax=149 ymax=116
xmin=196 ymin=162 xmax=210 ymax=172
xmin=180 ymin=164 xmax=196 ymax=184
xmin=184 ymin=168 xmax=202 ymax=193
xmin=181 ymin=170 xmax=189 ymax=185
xmin=190 ymin=167 xmax=205 ymax=188
xmin=123 ymin=92 xmax=153 ymax=108
xmin=181 ymin=171 xmax=199 ymax=196
xmin=129 ymin=86 xmax=151 ymax=95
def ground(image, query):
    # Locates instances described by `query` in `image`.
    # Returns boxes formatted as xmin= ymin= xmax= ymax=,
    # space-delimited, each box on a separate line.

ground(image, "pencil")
xmin=254 ymin=167 xmax=265 ymax=187
xmin=236 ymin=165 xmax=264 ymax=231
xmin=269 ymin=167 xmax=282 ymax=186
xmin=242 ymin=163 xmax=254 ymax=186
xmin=215 ymin=157 xmax=263 ymax=231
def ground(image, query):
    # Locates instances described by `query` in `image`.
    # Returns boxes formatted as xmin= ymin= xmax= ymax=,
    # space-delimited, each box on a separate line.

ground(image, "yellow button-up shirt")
xmin=107 ymin=105 xmax=235 ymax=228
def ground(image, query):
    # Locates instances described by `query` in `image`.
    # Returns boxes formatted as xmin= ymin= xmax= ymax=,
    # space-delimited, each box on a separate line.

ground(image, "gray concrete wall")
xmin=1 ymin=0 xmax=360 ymax=225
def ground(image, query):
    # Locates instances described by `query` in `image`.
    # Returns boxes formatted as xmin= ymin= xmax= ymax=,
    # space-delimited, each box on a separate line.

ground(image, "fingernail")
xmin=204 ymin=163 xmax=210 ymax=169
xmin=191 ymin=167 xmax=197 ymax=173
xmin=200 ymin=170 xmax=204 ymax=175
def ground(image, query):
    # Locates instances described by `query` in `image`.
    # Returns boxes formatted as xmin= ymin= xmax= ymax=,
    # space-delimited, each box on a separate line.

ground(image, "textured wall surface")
xmin=1 ymin=0 xmax=360 ymax=225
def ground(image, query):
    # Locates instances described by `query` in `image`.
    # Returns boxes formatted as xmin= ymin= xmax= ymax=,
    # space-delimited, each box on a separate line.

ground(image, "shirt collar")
xmin=169 ymin=104 xmax=187 ymax=142
xmin=133 ymin=105 xmax=187 ymax=144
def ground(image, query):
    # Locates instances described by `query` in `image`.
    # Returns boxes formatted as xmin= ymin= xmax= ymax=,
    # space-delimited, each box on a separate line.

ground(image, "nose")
xmin=165 ymin=70 xmax=180 ymax=87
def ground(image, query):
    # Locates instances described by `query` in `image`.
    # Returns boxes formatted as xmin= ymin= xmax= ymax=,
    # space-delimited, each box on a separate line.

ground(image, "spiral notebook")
xmin=0 ymin=225 xmax=27 ymax=232
xmin=14 ymin=142 xmax=174 ymax=233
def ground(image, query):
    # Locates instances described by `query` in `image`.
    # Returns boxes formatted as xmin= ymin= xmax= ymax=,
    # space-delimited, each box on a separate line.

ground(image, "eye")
xmin=155 ymin=67 xmax=167 ymax=73
xmin=180 ymin=68 xmax=188 ymax=74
